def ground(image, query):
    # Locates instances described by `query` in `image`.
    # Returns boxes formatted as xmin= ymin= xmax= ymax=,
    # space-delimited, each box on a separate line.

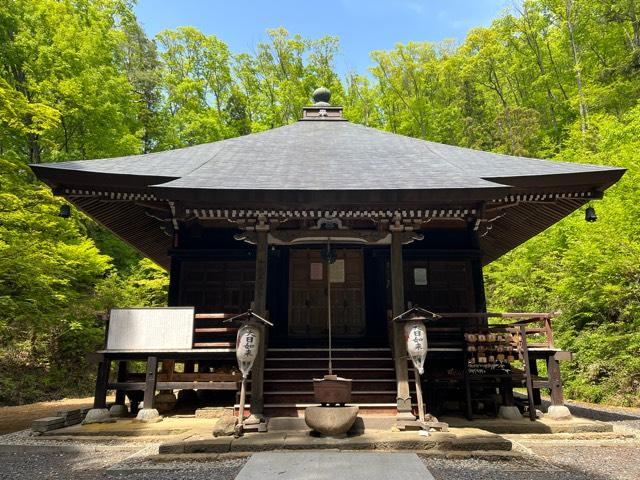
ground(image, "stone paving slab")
xmin=158 ymin=430 xmax=513 ymax=454
xmin=234 ymin=451 xmax=435 ymax=480
xmin=443 ymin=416 xmax=613 ymax=434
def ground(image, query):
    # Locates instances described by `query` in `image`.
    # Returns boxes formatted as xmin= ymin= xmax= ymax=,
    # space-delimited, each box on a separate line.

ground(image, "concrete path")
xmin=234 ymin=451 xmax=435 ymax=480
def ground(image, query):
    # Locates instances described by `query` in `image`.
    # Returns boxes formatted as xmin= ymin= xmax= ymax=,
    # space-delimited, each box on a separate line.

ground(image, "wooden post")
xmin=143 ymin=356 xmax=159 ymax=409
xmin=529 ymin=359 xmax=542 ymax=406
xmin=236 ymin=377 xmax=248 ymax=436
xmin=250 ymin=228 xmax=268 ymax=416
xmin=115 ymin=361 xmax=128 ymax=406
xmin=93 ymin=355 xmax=110 ymax=409
xmin=519 ymin=326 xmax=537 ymax=421
xmin=391 ymin=230 xmax=414 ymax=420
xmin=413 ymin=368 xmax=425 ymax=423
xmin=547 ymin=356 xmax=565 ymax=406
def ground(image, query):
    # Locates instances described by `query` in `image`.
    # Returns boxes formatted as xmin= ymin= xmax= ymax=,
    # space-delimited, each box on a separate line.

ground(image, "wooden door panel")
xmin=288 ymin=249 xmax=365 ymax=337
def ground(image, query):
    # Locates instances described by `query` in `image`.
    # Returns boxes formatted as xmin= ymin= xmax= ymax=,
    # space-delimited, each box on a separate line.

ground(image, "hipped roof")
xmin=30 ymin=118 xmax=625 ymax=267
xmin=32 ymin=121 xmax=622 ymax=199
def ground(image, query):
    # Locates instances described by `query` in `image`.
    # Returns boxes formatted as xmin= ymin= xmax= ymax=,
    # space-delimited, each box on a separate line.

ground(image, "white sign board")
xmin=106 ymin=307 xmax=195 ymax=351
xmin=330 ymin=259 xmax=345 ymax=283
xmin=414 ymin=268 xmax=428 ymax=286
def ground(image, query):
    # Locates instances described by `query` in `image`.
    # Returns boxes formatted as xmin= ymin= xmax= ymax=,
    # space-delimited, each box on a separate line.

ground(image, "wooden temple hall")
xmin=32 ymin=88 xmax=624 ymax=425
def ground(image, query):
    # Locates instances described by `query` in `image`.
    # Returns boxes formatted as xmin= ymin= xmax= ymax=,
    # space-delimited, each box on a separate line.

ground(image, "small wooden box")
xmin=313 ymin=375 xmax=352 ymax=405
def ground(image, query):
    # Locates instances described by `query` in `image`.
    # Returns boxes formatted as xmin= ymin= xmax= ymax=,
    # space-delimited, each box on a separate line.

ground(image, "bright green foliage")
xmin=1 ymin=0 xmax=639 ymax=406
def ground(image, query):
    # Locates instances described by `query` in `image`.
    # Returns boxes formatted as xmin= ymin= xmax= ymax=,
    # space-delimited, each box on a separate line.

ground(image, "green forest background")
xmin=1 ymin=0 xmax=639 ymax=406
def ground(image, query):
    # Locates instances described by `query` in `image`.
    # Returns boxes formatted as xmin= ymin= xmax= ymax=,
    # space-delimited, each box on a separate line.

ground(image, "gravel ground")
xmin=3 ymin=444 xmax=638 ymax=480
xmin=422 ymin=445 xmax=640 ymax=480
xmin=529 ymin=444 xmax=640 ymax=480
xmin=0 ymin=445 xmax=247 ymax=480
xmin=1 ymin=396 xmax=639 ymax=480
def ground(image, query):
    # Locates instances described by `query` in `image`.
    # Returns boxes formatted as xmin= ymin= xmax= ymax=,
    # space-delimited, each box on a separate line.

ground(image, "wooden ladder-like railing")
xmin=192 ymin=313 xmax=238 ymax=350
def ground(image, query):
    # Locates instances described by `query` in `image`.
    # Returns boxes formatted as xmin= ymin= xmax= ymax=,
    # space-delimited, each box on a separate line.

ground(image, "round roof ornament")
xmin=312 ymin=87 xmax=331 ymax=105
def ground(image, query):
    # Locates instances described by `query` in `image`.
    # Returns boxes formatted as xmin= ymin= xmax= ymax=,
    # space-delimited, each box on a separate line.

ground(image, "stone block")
xmin=370 ymin=433 xmax=447 ymax=451
xmin=159 ymin=442 xmax=186 ymax=454
xmin=32 ymin=417 xmax=65 ymax=432
xmin=135 ymin=408 xmax=162 ymax=423
xmin=283 ymin=432 xmax=373 ymax=451
xmin=450 ymin=435 xmax=512 ymax=451
xmin=109 ymin=404 xmax=128 ymax=417
xmin=499 ymin=406 xmax=523 ymax=420
xmin=546 ymin=405 xmax=572 ymax=420
xmin=213 ymin=415 xmax=237 ymax=437
xmin=230 ymin=433 xmax=287 ymax=452
xmin=184 ymin=438 xmax=232 ymax=454
xmin=55 ymin=409 xmax=82 ymax=426
xmin=82 ymin=408 xmax=115 ymax=424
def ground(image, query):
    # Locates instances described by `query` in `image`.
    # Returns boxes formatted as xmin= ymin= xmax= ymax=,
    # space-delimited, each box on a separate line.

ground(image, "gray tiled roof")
xmin=35 ymin=120 xmax=621 ymax=192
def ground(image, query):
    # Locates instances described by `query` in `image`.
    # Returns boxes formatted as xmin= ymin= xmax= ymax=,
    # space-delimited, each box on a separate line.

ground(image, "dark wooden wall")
xmin=167 ymin=226 xmax=487 ymax=346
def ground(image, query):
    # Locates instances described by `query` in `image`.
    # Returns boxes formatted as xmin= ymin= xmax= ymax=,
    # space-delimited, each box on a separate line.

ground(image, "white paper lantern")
xmin=236 ymin=324 xmax=260 ymax=378
xmin=405 ymin=321 xmax=428 ymax=374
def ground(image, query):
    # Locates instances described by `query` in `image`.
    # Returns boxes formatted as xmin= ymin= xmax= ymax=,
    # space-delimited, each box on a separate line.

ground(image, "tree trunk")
xmin=565 ymin=0 xmax=589 ymax=134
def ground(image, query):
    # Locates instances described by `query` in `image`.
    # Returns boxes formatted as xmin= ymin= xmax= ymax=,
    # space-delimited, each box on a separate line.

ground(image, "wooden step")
xmin=257 ymin=379 xmax=400 ymax=392
xmin=265 ymin=358 xmax=392 ymax=369
xmin=235 ymin=402 xmax=399 ymax=416
xmin=264 ymin=367 xmax=396 ymax=380
xmin=261 ymin=392 xmax=398 ymax=404
xmin=267 ymin=348 xmax=391 ymax=359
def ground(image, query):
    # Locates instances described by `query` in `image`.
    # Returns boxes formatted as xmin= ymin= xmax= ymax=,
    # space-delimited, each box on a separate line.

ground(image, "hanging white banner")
xmin=405 ymin=321 xmax=428 ymax=374
xmin=236 ymin=324 xmax=260 ymax=378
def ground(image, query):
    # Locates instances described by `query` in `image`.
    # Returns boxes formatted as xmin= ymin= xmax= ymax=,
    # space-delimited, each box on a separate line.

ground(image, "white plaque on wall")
xmin=414 ymin=268 xmax=428 ymax=286
xmin=330 ymin=259 xmax=345 ymax=283
xmin=106 ymin=307 xmax=195 ymax=351
xmin=310 ymin=262 xmax=323 ymax=280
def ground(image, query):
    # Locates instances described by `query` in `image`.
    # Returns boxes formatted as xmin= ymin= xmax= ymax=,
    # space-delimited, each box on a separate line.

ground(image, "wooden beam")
xmin=390 ymin=230 xmax=414 ymax=420
xmin=250 ymin=229 xmax=268 ymax=416
xmin=143 ymin=356 xmax=158 ymax=409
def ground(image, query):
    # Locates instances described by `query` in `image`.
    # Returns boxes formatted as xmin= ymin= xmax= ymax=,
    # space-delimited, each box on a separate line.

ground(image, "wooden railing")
xmin=192 ymin=312 xmax=238 ymax=349
xmin=435 ymin=312 xmax=557 ymax=349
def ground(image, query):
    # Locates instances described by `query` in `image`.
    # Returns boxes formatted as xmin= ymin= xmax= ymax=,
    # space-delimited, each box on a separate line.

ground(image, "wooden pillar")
xmin=93 ymin=355 xmax=110 ymax=409
xmin=143 ymin=356 xmax=159 ymax=409
xmin=250 ymin=229 xmax=268 ymax=416
xmin=391 ymin=230 xmax=414 ymax=420
xmin=547 ymin=356 xmax=565 ymax=406
xmin=115 ymin=361 xmax=128 ymax=405
xmin=530 ymin=359 xmax=542 ymax=406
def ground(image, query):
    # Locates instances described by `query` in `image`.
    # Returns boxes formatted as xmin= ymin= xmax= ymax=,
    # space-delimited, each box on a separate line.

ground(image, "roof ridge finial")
xmin=312 ymin=87 xmax=331 ymax=106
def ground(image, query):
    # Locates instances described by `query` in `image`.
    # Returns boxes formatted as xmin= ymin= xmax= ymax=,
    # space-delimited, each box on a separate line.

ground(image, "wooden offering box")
xmin=313 ymin=375 xmax=352 ymax=405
